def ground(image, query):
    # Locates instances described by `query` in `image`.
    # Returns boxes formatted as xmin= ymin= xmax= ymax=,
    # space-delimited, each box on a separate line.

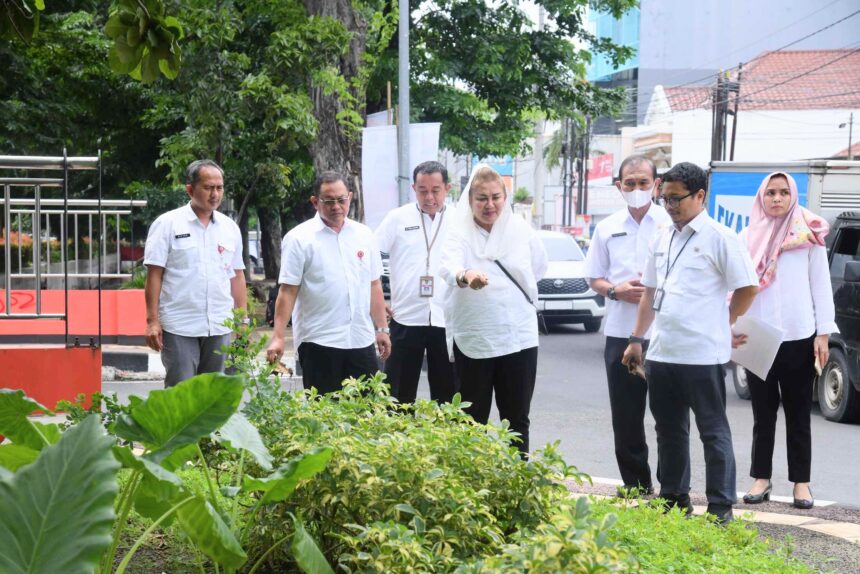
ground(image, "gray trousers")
xmin=161 ymin=330 xmax=231 ymax=387
xmin=645 ymin=360 xmax=736 ymax=506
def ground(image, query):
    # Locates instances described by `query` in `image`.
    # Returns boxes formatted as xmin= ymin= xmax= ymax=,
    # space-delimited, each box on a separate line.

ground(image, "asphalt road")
xmin=527 ymin=324 xmax=860 ymax=509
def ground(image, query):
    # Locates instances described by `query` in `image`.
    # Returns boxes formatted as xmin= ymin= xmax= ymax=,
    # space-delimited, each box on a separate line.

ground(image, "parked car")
xmin=535 ymin=230 xmax=605 ymax=332
xmin=731 ymin=211 xmax=860 ymax=423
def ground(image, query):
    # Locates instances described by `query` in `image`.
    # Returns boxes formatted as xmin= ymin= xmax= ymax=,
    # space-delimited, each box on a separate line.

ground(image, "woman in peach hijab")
xmin=740 ymin=172 xmax=836 ymax=509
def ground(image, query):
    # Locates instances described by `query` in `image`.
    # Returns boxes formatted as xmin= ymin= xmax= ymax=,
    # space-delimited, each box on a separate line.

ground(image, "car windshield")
xmin=541 ymin=236 xmax=584 ymax=262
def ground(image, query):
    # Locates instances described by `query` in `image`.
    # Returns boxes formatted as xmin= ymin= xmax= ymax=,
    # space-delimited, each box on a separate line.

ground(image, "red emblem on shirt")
xmin=357 ymin=250 xmax=364 ymax=260
xmin=217 ymin=245 xmax=225 ymax=254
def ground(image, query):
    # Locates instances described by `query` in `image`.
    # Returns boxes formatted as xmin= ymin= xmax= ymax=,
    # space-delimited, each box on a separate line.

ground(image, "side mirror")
xmin=845 ymin=260 xmax=860 ymax=282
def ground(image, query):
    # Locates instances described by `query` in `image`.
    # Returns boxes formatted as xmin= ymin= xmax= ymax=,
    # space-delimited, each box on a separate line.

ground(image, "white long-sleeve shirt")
xmin=740 ymin=230 xmax=838 ymax=341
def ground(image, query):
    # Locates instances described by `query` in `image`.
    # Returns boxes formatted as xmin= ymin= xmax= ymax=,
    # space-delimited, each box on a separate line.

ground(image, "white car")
xmin=536 ymin=230 xmax=605 ymax=332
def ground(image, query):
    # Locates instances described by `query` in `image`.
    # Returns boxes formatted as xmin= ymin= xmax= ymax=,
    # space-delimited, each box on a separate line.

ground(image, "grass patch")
xmin=589 ymin=497 xmax=811 ymax=573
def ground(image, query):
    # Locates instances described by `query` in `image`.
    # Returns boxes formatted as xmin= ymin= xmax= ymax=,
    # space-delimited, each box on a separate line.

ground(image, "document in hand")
xmin=730 ymin=316 xmax=784 ymax=381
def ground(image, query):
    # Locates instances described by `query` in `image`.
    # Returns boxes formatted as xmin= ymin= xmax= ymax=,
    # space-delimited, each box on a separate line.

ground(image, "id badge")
xmin=652 ymin=288 xmax=665 ymax=311
xmin=419 ymin=275 xmax=434 ymax=297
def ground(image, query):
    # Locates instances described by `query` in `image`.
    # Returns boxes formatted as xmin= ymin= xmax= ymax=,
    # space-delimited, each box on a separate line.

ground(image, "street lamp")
xmin=839 ymin=112 xmax=854 ymax=160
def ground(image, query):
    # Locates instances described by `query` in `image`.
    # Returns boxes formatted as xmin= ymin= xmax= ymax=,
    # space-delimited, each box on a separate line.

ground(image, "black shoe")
xmin=742 ymin=480 xmax=772 ymax=504
xmin=706 ymin=503 xmax=734 ymax=525
xmin=793 ymin=486 xmax=814 ymax=509
xmin=661 ymin=493 xmax=693 ymax=517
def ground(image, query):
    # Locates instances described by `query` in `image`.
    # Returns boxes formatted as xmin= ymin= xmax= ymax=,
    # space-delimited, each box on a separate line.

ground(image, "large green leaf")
xmin=291 ymin=514 xmax=334 ymax=574
xmin=176 ymin=496 xmax=247 ymax=569
xmin=113 ymin=445 xmax=183 ymax=487
xmin=0 ymin=389 xmax=52 ymax=450
xmin=113 ymin=373 xmax=244 ymax=461
xmin=0 ymin=415 xmax=120 ymax=574
xmin=216 ymin=412 xmax=272 ymax=470
xmin=243 ymin=447 xmax=332 ymax=504
xmin=0 ymin=444 xmax=39 ymax=471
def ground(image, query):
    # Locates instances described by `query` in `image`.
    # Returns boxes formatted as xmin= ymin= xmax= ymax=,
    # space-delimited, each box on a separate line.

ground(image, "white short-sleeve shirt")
xmin=144 ymin=203 xmax=244 ymax=337
xmin=739 ymin=230 xmax=838 ymax=341
xmin=642 ymin=210 xmax=758 ymax=365
xmin=374 ymin=203 xmax=450 ymax=328
xmin=278 ymin=214 xmax=382 ymax=350
xmin=439 ymin=226 xmax=548 ymax=359
xmin=583 ymin=204 xmax=671 ymax=338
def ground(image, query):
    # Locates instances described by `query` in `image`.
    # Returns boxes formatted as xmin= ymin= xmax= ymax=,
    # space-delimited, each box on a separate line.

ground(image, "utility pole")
xmin=397 ymin=0 xmax=410 ymax=205
xmin=532 ymin=7 xmax=546 ymax=227
xmin=582 ymin=115 xmax=591 ymax=216
xmin=841 ymin=113 xmax=854 ymax=160
xmin=561 ymin=119 xmax=569 ymax=227
xmin=729 ymin=64 xmax=743 ymax=161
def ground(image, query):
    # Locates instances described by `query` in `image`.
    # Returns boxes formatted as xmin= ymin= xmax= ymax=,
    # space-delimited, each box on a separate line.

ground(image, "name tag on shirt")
xmin=174 ymin=233 xmax=191 ymax=239
xmin=419 ymin=275 xmax=434 ymax=297
xmin=611 ymin=232 xmax=628 ymax=238
xmin=404 ymin=225 xmax=420 ymax=231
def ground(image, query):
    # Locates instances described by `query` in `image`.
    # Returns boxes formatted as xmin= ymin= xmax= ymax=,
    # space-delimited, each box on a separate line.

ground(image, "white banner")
xmin=361 ymin=123 xmax=441 ymax=230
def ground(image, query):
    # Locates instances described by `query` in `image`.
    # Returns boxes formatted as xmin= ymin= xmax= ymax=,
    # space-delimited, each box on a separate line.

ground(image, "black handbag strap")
xmin=494 ymin=260 xmax=534 ymax=305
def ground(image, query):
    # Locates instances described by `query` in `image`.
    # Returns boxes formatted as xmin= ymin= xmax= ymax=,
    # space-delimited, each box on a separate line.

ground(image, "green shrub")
xmin=244 ymin=375 xmax=626 ymax=573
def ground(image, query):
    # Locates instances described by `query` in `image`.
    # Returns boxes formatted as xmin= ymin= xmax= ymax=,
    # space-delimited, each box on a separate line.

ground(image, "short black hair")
xmin=618 ymin=155 xmax=657 ymax=180
xmin=661 ymin=162 xmax=707 ymax=196
xmin=185 ymin=159 xmax=224 ymax=185
xmin=312 ymin=171 xmax=348 ymax=197
xmin=412 ymin=161 xmax=448 ymax=184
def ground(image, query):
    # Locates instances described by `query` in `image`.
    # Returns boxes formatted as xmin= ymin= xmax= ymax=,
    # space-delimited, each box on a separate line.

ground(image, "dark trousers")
xmin=645 ymin=360 xmax=736 ymax=506
xmin=384 ymin=320 xmax=457 ymax=403
xmin=297 ymin=342 xmax=379 ymax=395
xmin=605 ymin=336 xmax=652 ymax=489
xmin=748 ymin=335 xmax=815 ymax=483
xmin=453 ymin=342 xmax=538 ymax=454
xmin=161 ymin=330 xmax=231 ymax=388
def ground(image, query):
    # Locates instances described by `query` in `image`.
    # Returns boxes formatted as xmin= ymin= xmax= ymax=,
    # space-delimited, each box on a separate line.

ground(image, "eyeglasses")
xmin=659 ymin=191 xmax=696 ymax=208
xmin=319 ymin=196 xmax=349 ymax=207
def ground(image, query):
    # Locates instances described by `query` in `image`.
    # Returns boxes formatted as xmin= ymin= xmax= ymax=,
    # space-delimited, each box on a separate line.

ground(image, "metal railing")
xmin=0 ymin=152 xmax=146 ymax=347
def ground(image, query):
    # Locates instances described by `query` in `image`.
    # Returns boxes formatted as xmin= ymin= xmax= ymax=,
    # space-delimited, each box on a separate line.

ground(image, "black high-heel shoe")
xmin=742 ymin=480 xmax=772 ymax=504
xmin=793 ymin=485 xmax=814 ymax=509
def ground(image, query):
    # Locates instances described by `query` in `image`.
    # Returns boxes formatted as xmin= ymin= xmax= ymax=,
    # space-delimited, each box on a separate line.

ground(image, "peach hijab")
xmin=746 ymin=171 xmax=829 ymax=290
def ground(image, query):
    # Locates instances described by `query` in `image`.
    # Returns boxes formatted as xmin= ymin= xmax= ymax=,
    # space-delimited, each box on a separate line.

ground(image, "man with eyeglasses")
xmin=144 ymin=159 xmax=247 ymax=387
xmin=374 ymin=161 xmax=457 ymax=404
xmin=266 ymin=171 xmax=391 ymax=394
xmin=584 ymin=155 xmax=671 ymax=496
xmin=622 ymin=162 xmax=758 ymax=524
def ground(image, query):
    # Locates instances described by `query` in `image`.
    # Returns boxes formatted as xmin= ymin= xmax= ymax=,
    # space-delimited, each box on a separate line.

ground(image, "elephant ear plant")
xmin=0 ymin=375 xmax=333 ymax=574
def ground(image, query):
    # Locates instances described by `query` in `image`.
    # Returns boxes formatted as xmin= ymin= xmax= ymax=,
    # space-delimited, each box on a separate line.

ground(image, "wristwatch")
xmin=376 ymin=327 xmax=390 ymax=335
xmin=628 ymin=335 xmax=646 ymax=345
xmin=607 ymin=286 xmax=617 ymax=301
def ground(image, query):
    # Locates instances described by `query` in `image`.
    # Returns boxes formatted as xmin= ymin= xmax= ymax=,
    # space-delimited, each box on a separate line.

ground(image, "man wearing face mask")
xmin=583 ymin=155 xmax=671 ymax=495
xmin=374 ymin=161 xmax=457 ymax=403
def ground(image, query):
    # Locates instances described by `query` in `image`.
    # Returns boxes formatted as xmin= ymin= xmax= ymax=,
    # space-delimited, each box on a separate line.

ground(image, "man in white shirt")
xmin=265 ymin=171 xmax=392 ymax=394
xmin=623 ymin=162 xmax=759 ymax=524
xmin=584 ymin=155 xmax=670 ymax=495
xmin=375 ymin=161 xmax=456 ymax=403
xmin=144 ymin=159 xmax=246 ymax=387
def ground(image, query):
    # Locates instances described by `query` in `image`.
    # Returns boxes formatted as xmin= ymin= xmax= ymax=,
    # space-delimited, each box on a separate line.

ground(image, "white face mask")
xmin=622 ymin=186 xmax=653 ymax=209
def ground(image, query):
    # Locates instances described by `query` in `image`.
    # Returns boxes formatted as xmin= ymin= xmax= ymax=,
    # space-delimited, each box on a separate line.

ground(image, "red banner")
xmin=588 ymin=153 xmax=613 ymax=181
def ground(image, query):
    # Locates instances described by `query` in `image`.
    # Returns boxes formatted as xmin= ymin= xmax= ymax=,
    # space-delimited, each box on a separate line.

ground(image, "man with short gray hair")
xmin=144 ymin=159 xmax=246 ymax=386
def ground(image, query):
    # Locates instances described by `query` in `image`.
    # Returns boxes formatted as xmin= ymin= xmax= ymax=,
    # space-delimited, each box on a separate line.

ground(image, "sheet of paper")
xmin=730 ymin=315 xmax=784 ymax=381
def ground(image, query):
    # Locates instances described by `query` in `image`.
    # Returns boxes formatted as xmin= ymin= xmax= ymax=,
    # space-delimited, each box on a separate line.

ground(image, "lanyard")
xmin=664 ymin=229 xmax=697 ymax=283
xmin=418 ymin=205 xmax=444 ymax=274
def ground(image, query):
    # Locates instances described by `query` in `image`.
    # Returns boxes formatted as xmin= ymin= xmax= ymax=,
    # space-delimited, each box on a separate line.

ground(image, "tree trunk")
xmin=238 ymin=206 xmax=250 ymax=282
xmin=258 ymin=206 xmax=282 ymax=280
xmin=301 ymin=0 xmax=367 ymax=221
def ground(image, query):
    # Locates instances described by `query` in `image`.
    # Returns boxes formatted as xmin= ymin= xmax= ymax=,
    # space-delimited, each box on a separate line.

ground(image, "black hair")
xmin=661 ymin=162 xmax=707 ymax=197
xmin=412 ymin=161 xmax=449 ymax=184
xmin=618 ymin=155 xmax=657 ymax=180
xmin=185 ymin=159 xmax=224 ymax=185
xmin=312 ymin=171 xmax=348 ymax=197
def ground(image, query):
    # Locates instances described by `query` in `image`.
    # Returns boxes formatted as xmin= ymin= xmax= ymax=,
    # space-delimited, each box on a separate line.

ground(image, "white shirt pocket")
xmin=168 ymin=238 xmax=197 ymax=270
xmin=218 ymin=244 xmax=237 ymax=278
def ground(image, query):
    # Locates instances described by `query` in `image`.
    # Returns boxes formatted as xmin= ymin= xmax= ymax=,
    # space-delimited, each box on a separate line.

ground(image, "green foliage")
xmin=0 ymin=415 xmax=120 ymax=574
xmin=104 ymin=0 xmax=183 ymax=83
xmin=513 ymin=186 xmax=530 ymax=203
xmin=243 ymin=375 xmax=611 ymax=572
xmin=589 ymin=498 xmax=811 ymax=573
xmin=0 ymin=0 xmax=44 ymax=41
xmin=0 ymin=388 xmax=55 ymax=450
